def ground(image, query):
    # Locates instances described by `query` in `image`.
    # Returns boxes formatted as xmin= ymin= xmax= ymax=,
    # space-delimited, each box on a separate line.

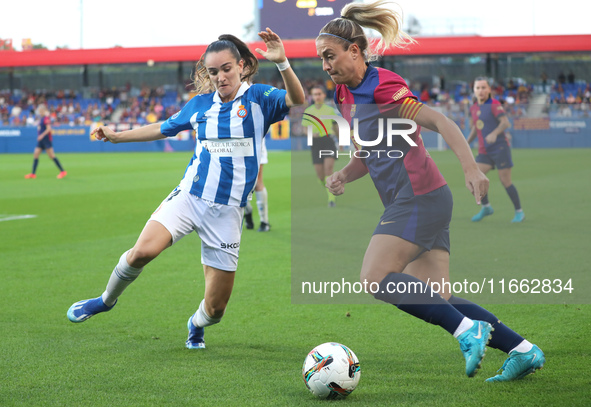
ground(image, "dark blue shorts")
xmin=374 ymin=185 xmax=452 ymax=253
xmin=476 ymin=144 xmax=513 ymax=170
xmin=36 ymin=137 xmax=53 ymax=150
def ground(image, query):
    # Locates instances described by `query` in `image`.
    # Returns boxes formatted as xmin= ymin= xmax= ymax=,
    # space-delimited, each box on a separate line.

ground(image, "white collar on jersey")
xmin=213 ymin=82 xmax=251 ymax=104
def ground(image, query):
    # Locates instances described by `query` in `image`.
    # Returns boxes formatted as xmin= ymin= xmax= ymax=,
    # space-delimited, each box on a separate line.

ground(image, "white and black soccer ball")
xmin=302 ymin=342 xmax=361 ymax=399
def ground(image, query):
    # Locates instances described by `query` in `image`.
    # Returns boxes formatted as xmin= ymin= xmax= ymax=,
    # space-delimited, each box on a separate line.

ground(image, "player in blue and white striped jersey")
xmin=67 ymin=29 xmax=305 ymax=350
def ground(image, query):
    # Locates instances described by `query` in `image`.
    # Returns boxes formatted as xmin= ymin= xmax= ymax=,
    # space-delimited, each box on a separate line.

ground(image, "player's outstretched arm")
xmin=414 ymin=105 xmax=488 ymax=204
xmin=92 ymin=122 xmax=165 ymax=144
xmin=326 ymin=155 xmax=368 ymax=196
xmin=255 ymin=28 xmax=305 ymax=107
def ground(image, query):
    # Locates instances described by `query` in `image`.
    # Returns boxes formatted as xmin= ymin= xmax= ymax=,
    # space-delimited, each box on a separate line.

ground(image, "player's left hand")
xmin=255 ymin=28 xmax=286 ymax=64
xmin=465 ymin=168 xmax=489 ymax=204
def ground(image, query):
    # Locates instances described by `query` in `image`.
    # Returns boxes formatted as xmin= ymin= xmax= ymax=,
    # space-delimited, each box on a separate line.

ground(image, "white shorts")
xmin=149 ymin=188 xmax=244 ymax=271
xmin=260 ymin=138 xmax=268 ymax=165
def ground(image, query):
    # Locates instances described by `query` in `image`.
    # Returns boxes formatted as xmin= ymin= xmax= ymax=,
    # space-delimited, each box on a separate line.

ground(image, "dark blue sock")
xmin=448 ymin=295 xmax=524 ymax=353
xmin=374 ymin=273 xmax=464 ymax=335
xmin=32 ymin=158 xmax=39 ymax=174
xmin=505 ymin=184 xmax=521 ymax=210
xmin=53 ymin=157 xmax=64 ymax=172
xmin=481 ymin=194 xmax=489 ymax=206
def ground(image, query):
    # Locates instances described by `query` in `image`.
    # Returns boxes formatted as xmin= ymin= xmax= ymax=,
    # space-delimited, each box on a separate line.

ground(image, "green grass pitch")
xmin=0 ymin=149 xmax=589 ymax=406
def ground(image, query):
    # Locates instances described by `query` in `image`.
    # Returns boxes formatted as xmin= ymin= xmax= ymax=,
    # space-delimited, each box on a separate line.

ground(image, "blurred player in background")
xmin=468 ymin=77 xmax=524 ymax=223
xmin=244 ymin=137 xmax=271 ymax=232
xmin=301 ymin=85 xmax=339 ymax=207
xmin=321 ymin=0 xmax=544 ymax=382
xmin=24 ymin=106 xmax=67 ymax=179
xmin=67 ymin=29 xmax=304 ymax=349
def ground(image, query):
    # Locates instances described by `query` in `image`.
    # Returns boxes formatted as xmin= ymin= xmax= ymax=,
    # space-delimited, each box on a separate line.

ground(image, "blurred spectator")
xmin=557 ymin=71 xmax=566 ymax=85
xmin=419 ymin=86 xmax=430 ymax=102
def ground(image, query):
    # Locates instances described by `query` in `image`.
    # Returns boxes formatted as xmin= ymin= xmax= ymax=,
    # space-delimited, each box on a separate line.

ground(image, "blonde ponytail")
xmin=319 ymin=0 xmax=416 ymax=61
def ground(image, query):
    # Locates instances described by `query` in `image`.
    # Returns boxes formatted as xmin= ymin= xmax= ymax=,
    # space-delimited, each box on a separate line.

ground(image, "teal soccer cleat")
xmin=486 ymin=345 xmax=545 ymax=382
xmin=471 ymin=206 xmax=494 ymax=222
xmin=67 ymin=297 xmax=116 ymax=323
xmin=458 ymin=320 xmax=494 ymax=377
xmin=511 ymin=211 xmax=525 ymax=223
xmin=186 ymin=315 xmax=206 ymax=349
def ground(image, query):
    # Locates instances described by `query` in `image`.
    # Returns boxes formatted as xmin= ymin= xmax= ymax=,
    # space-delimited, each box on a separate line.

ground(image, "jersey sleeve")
xmin=374 ymin=70 xmax=423 ymax=121
xmin=491 ymin=100 xmax=506 ymax=119
xmin=160 ymin=97 xmax=197 ymax=137
xmin=252 ymin=84 xmax=289 ymax=125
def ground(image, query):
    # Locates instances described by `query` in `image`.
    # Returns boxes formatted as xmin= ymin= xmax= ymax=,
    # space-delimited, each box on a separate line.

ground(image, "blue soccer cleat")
xmin=186 ymin=315 xmax=206 ymax=349
xmin=471 ymin=206 xmax=494 ymax=222
xmin=511 ymin=211 xmax=525 ymax=223
xmin=486 ymin=345 xmax=545 ymax=382
xmin=67 ymin=296 xmax=116 ymax=323
xmin=457 ymin=320 xmax=494 ymax=377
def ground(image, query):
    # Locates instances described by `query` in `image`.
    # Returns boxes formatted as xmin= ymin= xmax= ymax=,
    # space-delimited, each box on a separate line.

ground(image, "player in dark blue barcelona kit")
xmin=468 ymin=77 xmax=524 ymax=223
xmin=319 ymin=0 xmax=544 ymax=381
xmin=24 ymin=106 xmax=67 ymax=179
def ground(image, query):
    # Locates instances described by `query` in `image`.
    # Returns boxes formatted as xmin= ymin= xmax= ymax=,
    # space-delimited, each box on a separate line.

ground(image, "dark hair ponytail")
xmin=193 ymin=34 xmax=259 ymax=94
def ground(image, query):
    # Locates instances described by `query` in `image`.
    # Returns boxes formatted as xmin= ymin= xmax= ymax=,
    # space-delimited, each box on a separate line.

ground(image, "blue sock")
xmin=32 ymin=158 xmax=39 ymax=174
xmin=53 ymin=157 xmax=64 ymax=172
xmin=447 ymin=295 xmax=524 ymax=353
xmin=505 ymin=184 xmax=521 ymax=210
xmin=481 ymin=194 xmax=489 ymax=206
xmin=374 ymin=273 xmax=464 ymax=335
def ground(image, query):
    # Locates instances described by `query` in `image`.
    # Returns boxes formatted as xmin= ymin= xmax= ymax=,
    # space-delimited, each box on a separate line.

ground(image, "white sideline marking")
xmin=0 ymin=214 xmax=38 ymax=222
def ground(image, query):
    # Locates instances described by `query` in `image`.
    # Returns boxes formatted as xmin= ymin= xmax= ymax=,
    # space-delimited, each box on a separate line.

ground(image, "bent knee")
xmin=360 ymin=268 xmax=395 ymax=288
xmin=127 ymin=246 xmax=159 ymax=267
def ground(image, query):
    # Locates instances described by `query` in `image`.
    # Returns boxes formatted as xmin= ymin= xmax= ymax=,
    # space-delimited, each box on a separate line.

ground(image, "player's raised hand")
xmin=326 ymin=171 xmax=347 ymax=196
xmin=92 ymin=125 xmax=118 ymax=143
xmin=465 ymin=168 xmax=489 ymax=204
xmin=255 ymin=28 xmax=286 ymax=64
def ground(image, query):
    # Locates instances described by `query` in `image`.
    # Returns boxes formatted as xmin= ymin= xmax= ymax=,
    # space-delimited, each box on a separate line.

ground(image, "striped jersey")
xmin=469 ymin=97 xmax=509 ymax=155
xmin=160 ymin=82 xmax=288 ymax=207
xmin=334 ymin=65 xmax=446 ymax=206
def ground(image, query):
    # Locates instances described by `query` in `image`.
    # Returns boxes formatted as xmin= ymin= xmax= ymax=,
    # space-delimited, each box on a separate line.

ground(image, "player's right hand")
xmin=326 ymin=171 xmax=346 ymax=196
xmin=465 ymin=167 xmax=489 ymax=205
xmin=92 ymin=126 xmax=118 ymax=143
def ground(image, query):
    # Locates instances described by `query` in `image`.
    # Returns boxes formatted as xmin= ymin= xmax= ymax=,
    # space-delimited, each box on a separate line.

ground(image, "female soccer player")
xmin=67 ymin=29 xmax=305 ymax=349
xmin=319 ymin=0 xmax=544 ymax=381
xmin=468 ymin=77 xmax=524 ymax=223
xmin=301 ymin=85 xmax=339 ymax=207
xmin=24 ymin=106 xmax=67 ymax=179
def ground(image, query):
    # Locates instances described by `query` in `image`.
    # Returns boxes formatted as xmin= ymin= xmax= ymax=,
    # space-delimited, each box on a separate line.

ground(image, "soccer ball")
xmin=302 ymin=342 xmax=361 ymax=399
